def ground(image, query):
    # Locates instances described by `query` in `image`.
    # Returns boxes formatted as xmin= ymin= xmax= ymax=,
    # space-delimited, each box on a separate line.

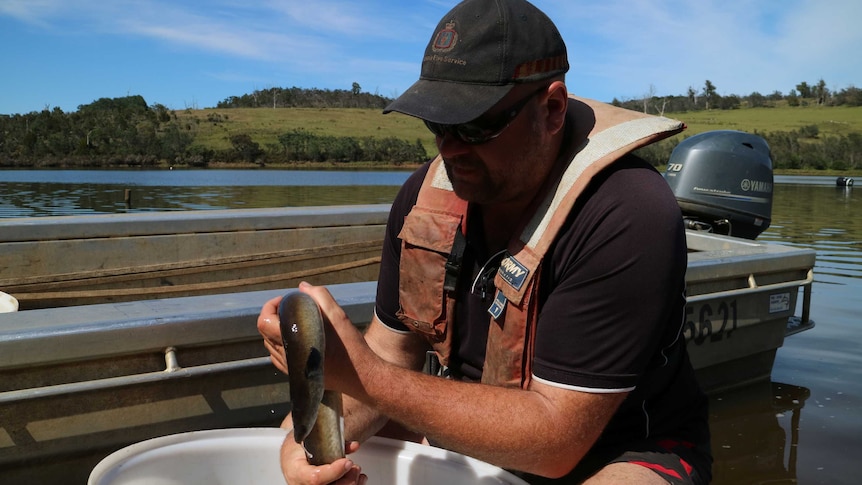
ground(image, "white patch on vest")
xmin=521 ymin=117 xmax=684 ymax=249
xmin=430 ymin=157 xmax=454 ymax=191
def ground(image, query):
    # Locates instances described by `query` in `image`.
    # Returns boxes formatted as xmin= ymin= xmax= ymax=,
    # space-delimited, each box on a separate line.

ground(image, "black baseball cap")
xmin=383 ymin=0 xmax=569 ymax=125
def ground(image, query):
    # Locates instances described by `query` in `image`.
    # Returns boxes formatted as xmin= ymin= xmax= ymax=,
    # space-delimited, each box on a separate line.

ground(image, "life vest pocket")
xmin=395 ymin=206 xmax=462 ymax=342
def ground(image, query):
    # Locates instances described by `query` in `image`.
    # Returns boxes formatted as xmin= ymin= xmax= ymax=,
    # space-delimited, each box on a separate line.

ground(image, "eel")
xmin=278 ymin=291 xmax=345 ymax=466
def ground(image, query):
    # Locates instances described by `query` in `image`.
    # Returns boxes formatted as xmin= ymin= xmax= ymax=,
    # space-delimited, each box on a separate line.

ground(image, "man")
xmin=258 ymin=0 xmax=711 ymax=483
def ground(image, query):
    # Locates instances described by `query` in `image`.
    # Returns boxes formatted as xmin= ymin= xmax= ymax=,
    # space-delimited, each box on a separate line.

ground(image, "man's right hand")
xmin=280 ymin=430 xmax=366 ymax=485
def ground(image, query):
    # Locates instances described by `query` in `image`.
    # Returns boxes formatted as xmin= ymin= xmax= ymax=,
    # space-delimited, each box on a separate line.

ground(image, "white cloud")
xmin=265 ymin=1 xmax=390 ymax=37
xmin=0 ymin=0 xmax=61 ymax=27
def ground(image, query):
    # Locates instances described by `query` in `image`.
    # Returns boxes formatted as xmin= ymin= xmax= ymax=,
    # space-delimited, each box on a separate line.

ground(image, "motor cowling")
xmin=664 ymin=130 xmax=773 ymax=239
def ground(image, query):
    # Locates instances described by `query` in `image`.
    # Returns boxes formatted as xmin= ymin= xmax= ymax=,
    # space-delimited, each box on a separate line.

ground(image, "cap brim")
xmin=383 ymin=79 xmax=514 ymax=125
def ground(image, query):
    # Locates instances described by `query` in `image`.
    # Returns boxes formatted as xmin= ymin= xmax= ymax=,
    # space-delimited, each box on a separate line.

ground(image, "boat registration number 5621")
xmin=684 ymin=300 xmax=738 ymax=345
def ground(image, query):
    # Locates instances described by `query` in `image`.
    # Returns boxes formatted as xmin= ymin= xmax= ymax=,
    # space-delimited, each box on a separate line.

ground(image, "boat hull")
xmin=684 ymin=230 xmax=815 ymax=392
xmin=0 ymin=205 xmax=387 ymax=310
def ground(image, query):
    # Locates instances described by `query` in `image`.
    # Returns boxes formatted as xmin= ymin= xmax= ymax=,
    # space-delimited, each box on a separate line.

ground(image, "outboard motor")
xmin=664 ymin=130 xmax=773 ymax=239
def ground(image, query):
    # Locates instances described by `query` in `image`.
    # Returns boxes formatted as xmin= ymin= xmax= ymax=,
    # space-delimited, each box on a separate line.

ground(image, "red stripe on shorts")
xmin=630 ymin=461 xmax=683 ymax=480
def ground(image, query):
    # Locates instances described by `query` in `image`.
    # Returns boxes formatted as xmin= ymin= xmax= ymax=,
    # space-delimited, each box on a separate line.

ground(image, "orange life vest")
xmin=395 ymin=96 xmax=685 ymax=389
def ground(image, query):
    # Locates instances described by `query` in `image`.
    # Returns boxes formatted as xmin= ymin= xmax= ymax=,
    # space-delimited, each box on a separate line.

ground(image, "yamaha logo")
xmin=741 ymin=179 xmax=773 ymax=194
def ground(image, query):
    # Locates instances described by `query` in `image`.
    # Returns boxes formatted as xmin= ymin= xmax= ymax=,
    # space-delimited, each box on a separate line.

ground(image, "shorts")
xmin=518 ymin=438 xmax=712 ymax=484
xmin=606 ymin=439 xmax=712 ymax=485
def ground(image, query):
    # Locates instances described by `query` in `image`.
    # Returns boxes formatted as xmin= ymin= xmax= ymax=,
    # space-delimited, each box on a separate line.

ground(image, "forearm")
xmin=349 ymin=357 xmax=623 ymax=478
xmin=344 ymin=318 xmax=427 ymax=443
xmin=342 ymin=394 xmax=389 ymax=443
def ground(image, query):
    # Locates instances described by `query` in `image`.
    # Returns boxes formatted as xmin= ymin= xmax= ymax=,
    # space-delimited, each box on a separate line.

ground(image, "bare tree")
xmin=642 ymin=84 xmax=656 ymax=113
xmin=654 ymin=97 xmax=668 ymax=116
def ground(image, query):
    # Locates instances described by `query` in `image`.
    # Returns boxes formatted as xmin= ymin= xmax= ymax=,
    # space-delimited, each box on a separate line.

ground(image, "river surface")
xmin=0 ymin=169 xmax=408 ymax=217
xmin=1 ymin=170 xmax=860 ymax=484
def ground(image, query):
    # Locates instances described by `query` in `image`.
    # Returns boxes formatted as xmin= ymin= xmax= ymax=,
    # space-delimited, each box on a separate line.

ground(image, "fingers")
xmin=345 ymin=441 xmax=362 ymax=455
xmin=297 ymin=282 xmax=354 ymax=344
xmin=335 ymin=465 xmax=367 ymax=485
xmin=337 ymin=442 xmax=367 ymax=484
xmin=298 ymin=282 xmax=347 ymax=323
xmin=258 ymin=295 xmax=287 ymax=372
xmin=281 ymin=433 xmax=366 ymax=485
xmin=257 ymin=285 xmax=343 ymax=376
xmin=257 ymin=295 xmax=283 ymax=343
xmin=263 ymin=337 xmax=289 ymax=374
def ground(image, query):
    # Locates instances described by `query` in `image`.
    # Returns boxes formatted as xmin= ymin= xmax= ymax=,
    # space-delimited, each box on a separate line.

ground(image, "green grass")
xmin=177 ymin=107 xmax=437 ymax=155
xmin=176 ymin=104 xmax=862 ymax=171
xmin=663 ymin=106 xmax=862 ymax=176
xmin=673 ymin=105 xmax=862 ymax=137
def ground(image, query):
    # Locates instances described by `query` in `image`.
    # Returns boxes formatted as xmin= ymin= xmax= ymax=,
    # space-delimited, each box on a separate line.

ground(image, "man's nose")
xmin=437 ymin=133 xmax=472 ymax=158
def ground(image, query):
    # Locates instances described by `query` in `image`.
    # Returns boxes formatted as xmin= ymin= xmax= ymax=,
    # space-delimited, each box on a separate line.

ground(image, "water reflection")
xmin=759 ymin=184 xmax=861 ymax=282
xmin=710 ymin=381 xmax=810 ymax=485
xmin=0 ymin=182 xmax=403 ymax=218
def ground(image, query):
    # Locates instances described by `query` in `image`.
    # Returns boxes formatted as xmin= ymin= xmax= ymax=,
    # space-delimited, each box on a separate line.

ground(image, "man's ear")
xmin=544 ymin=81 xmax=568 ymax=136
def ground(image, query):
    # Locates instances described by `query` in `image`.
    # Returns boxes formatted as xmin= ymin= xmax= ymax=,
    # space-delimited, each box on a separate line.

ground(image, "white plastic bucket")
xmin=0 ymin=291 xmax=18 ymax=313
xmin=88 ymin=428 xmax=529 ymax=485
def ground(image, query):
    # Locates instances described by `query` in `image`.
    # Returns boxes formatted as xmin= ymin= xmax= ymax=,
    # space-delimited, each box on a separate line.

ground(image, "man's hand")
xmin=258 ymin=282 xmax=377 ymax=395
xmin=280 ymin=429 xmax=366 ymax=485
xmin=259 ymin=294 xmax=289 ymax=373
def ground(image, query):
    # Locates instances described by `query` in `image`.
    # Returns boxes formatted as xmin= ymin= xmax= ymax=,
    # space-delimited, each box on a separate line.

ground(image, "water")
xmin=0 ymin=169 xmax=410 ymax=217
xmin=728 ymin=182 xmax=861 ymax=485
xmin=0 ymin=169 xmax=413 ymax=187
xmin=1 ymin=170 xmax=860 ymax=484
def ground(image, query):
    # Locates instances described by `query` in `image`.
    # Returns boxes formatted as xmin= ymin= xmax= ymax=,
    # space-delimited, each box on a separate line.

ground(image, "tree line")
xmin=0 ymin=81 xmax=860 ymax=171
xmin=614 ymin=78 xmax=862 ymax=114
xmin=216 ymin=83 xmax=391 ymax=109
xmin=223 ymin=130 xmax=427 ymax=166
xmin=0 ymin=95 xmax=194 ymax=168
xmin=634 ymin=126 xmax=862 ymax=173
xmin=620 ymin=79 xmax=862 ymax=172
xmin=0 ymin=87 xmax=426 ymax=168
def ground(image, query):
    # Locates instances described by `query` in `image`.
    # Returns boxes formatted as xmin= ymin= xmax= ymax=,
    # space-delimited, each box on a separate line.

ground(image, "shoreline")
xmin=1 ymin=158 xmax=859 ymax=177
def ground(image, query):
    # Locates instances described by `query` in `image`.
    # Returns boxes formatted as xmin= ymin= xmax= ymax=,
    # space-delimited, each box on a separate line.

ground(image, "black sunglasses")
xmin=424 ymin=86 xmax=547 ymax=145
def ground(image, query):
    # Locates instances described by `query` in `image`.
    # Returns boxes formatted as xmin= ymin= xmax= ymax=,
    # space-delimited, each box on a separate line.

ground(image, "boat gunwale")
xmin=685 ymin=231 xmax=816 ymax=284
xmin=0 ymin=204 xmax=393 ymax=242
xmin=0 ymin=282 xmax=378 ymax=370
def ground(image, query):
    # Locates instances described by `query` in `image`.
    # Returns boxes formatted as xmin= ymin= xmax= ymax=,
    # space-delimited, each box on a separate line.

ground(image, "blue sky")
xmin=1 ymin=0 xmax=860 ymax=115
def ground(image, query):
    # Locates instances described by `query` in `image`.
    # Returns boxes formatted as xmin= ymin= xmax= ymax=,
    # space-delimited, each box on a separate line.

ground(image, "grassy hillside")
xmin=176 ymin=104 xmax=862 ymax=171
xmin=176 ymin=107 xmax=437 ymax=155
xmin=676 ymin=105 xmax=862 ymax=137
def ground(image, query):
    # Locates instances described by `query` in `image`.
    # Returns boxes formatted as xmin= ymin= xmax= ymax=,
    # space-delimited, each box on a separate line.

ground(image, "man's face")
xmin=431 ymin=85 xmax=559 ymax=207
